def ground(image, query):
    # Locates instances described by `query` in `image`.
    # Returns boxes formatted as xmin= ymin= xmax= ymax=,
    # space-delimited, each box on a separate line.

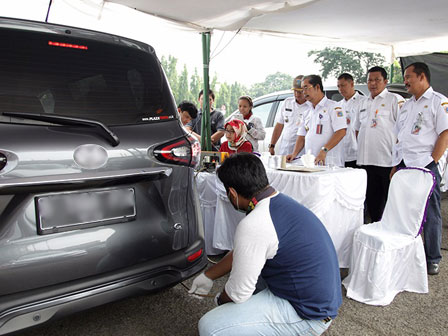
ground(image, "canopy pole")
xmin=201 ymin=31 xmax=212 ymax=151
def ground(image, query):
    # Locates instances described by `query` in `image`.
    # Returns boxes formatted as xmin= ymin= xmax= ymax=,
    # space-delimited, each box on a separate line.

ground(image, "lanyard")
xmin=247 ymin=186 xmax=276 ymax=214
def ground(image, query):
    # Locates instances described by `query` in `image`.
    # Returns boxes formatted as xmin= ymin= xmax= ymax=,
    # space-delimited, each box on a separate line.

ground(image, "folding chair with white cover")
xmin=342 ymin=167 xmax=436 ymax=306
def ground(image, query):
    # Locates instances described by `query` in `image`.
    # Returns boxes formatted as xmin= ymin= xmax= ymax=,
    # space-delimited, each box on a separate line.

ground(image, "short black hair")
xmin=406 ymin=62 xmax=431 ymax=84
xmin=217 ymin=152 xmax=269 ymax=199
xmin=368 ymin=66 xmax=388 ymax=80
xmin=338 ymin=73 xmax=354 ymax=82
xmin=304 ymin=74 xmax=324 ymax=92
xmin=198 ymin=89 xmax=215 ymax=100
xmin=177 ymin=100 xmax=198 ymax=119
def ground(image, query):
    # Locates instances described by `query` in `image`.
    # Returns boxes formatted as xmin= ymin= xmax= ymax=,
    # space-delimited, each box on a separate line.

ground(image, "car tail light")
xmin=153 ymin=136 xmax=201 ymax=168
xmin=48 ymin=41 xmax=88 ymax=50
xmin=187 ymin=248 xmax=203 ymax=262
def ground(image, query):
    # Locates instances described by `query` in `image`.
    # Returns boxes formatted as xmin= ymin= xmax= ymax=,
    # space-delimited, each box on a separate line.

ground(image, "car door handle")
xmin=0 ymin=167 xmax=172 ymax=194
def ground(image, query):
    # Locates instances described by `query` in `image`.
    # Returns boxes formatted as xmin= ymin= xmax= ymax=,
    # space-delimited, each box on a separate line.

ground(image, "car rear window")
xmin=0 ymin=27 xmax=175 ymax=126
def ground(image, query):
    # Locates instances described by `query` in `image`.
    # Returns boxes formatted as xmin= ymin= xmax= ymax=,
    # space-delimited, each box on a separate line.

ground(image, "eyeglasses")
xmin=302 ymin=85 xmax=314 ymax=91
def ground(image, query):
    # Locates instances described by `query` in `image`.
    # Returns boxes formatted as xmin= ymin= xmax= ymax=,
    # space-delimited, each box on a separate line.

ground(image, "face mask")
xmin=235 ymin=196 xmax=248 ymax=214
xmin=228 ymin=190 xmax=247 ymax=214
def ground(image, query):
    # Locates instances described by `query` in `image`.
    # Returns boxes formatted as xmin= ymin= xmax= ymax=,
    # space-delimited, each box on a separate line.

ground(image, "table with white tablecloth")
xmin=196 ymin=167 xmax=367 ymax=267
xmin=195 ymin=171 xmax=225 ymax=256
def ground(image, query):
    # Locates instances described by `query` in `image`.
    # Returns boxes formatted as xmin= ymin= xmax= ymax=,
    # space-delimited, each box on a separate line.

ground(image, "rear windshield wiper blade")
xmin=2 ymin=112 xmax=120 ymax=147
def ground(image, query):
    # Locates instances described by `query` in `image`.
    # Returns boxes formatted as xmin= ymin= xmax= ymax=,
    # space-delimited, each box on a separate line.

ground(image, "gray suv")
xmin=0 ymin=17 xmax=206 ymax=334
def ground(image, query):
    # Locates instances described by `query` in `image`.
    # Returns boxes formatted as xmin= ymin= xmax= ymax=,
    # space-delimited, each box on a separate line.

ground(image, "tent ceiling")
xmin=107 ymin=0 xmax=448 ymax=57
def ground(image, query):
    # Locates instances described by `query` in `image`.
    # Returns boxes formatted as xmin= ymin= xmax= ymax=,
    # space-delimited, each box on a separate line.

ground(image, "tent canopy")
xmin=108 ymin=0 xmax=448 ymax=59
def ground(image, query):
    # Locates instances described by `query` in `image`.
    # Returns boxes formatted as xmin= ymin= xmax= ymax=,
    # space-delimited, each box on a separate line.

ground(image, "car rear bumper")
xmin=0 ymin=239 xmax=206 ymax=335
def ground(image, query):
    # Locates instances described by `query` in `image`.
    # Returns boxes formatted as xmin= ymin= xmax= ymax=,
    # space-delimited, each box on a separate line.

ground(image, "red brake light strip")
xmin=48 ymin=41 xmax=88 ymax=50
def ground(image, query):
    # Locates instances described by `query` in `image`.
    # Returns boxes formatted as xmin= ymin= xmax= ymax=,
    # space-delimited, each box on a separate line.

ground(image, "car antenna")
xmin=45 ymin=0 xmax=53 ymax=23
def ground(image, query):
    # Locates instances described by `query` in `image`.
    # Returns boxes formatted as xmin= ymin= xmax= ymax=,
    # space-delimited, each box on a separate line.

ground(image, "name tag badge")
xmin=316 ymin=114 xmax=323 ymax=134
xmin=371 ymin=109 xmax=379 ymax=128
xmin=411 ymin=112 xmax=423 ymax=135
xmin=411 ymin=123 xmax=421 ymax=135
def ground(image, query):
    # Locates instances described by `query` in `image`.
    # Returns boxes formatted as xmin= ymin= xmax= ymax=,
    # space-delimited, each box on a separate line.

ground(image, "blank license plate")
xmin=36 ymin=188 xmax=136 ymax=234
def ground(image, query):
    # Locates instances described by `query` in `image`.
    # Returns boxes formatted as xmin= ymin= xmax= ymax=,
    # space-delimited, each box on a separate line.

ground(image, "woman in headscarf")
xmin=219 ymin=119 xmax=253 ymax=154
xmin=225 ymin=95 xmax=266 ymax=152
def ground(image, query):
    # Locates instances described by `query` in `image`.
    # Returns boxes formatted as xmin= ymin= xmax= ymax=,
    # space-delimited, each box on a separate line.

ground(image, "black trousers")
xmin=360 ymin=165 xmax=392 ymax=222
xmin=345 ymin=161 xmax=358 ymax=168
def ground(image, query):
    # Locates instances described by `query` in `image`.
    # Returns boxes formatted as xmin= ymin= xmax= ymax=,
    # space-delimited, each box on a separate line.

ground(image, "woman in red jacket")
xmin=220 ymin=119 xmax=253 ymax=154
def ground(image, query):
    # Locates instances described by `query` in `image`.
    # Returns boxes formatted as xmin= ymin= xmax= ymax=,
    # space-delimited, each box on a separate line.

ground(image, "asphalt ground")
xmin=17 ymin=194 xmax=448 ymax=336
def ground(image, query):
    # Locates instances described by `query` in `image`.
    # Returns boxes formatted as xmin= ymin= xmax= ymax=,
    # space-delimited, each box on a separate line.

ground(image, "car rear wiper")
xmin=2 ymin=112 xmax=120 ymax=147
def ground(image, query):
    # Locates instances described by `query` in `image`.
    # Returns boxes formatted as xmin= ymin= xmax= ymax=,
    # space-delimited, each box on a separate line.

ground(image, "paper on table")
xmin=277 ymin=165 xmax=325 ymax=173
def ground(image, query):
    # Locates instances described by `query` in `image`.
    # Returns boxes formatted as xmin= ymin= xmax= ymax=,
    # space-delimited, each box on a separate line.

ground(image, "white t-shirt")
xmin=339 ymin=92 xmax=368 ymax=162
xmin=393 ymin=87 xmax=448 ymax=167
xmin=355 ymin=88 xmax=399 ymax=167
xmin=274 ymin=97 xmax=311 ymax=155
xmin=297 ymin=96 xmax=347 ymax=167
xmin=225 ymin=195 xmax=279 ymax=303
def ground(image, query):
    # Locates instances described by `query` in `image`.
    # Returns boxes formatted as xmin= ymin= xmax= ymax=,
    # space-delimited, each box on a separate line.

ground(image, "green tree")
xmin=229 ymin=82 xmax=246 ymax=112
xmin=308 ymin=47 xmax=386 ymax=83
xmin=249 ymin=72 xmax=293 ymax=98
xmin=190 ymin=68 xmax=202 ymax=102
xmin=210 ymin=73 xmax=218 ymax=93
xmin=177 ymin=65 xmax=191 ymax=103
xmin=161 ymin=55 xmax=179 ymax=101
xmin=216 ymin=83 xmax=231 ymax=115
xmin=388 ymin=60 xmax=403 ymax=84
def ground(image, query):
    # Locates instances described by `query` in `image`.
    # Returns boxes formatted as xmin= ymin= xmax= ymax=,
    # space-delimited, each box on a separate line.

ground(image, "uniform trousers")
xmin=345 ymin=161 xmax=358 ymax=168
xmin=398 ymin=160 xmax=442 ymax=264
xmin=360 ymin=165 xmax=392 ymax=222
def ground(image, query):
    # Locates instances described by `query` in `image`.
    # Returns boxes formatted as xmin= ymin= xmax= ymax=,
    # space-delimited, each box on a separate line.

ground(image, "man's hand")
xmin=286 ymin=154 xmax=295 ymax=162
xmin=390 ymin=166 xmax=397 ymax=180
xmin=188 ymin=272 xmax=213 ymax=297
xmin=269 ymin=147 xmax=275 ymax=155
xmin=314 ymin=150 xmax=327 ymax=165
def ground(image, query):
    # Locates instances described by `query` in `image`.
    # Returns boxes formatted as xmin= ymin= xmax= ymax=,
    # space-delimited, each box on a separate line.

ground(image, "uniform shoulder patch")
xmin=441 ymin=101 xmax=448 ymax=113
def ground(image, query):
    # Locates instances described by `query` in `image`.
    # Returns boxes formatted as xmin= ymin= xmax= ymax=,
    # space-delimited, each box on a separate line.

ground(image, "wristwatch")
xmin=268 ymin=144 xmax=275 ymax=149
xmin=321 ymin=146 xmax=329 ymax=153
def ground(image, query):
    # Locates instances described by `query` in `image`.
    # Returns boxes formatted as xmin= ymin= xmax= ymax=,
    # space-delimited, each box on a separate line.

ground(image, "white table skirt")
xmin=196 ymin=167 xmax=367 ymax=266
xmin=195 ymin=172 xmax=225 ymax=255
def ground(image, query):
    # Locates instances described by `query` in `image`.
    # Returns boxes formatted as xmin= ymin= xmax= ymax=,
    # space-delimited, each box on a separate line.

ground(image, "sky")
xmin=0 ymin=0 xmax=331 ymax=87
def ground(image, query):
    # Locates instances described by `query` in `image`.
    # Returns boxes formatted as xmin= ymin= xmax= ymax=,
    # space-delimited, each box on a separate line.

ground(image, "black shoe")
xmin=427 ymin=263 xmax=440 ymax=275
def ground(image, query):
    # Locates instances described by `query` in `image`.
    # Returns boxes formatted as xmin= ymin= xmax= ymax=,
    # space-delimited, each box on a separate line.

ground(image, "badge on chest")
xmin=316 ymin=113 xmax=323 ymax=134
xmin=411 ymin=112 xmax=424 ymax=135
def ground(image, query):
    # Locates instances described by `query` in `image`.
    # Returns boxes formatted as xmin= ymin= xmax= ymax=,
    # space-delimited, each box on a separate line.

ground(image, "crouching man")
xmin=189 ymin=152 xmax=342 ymax=335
